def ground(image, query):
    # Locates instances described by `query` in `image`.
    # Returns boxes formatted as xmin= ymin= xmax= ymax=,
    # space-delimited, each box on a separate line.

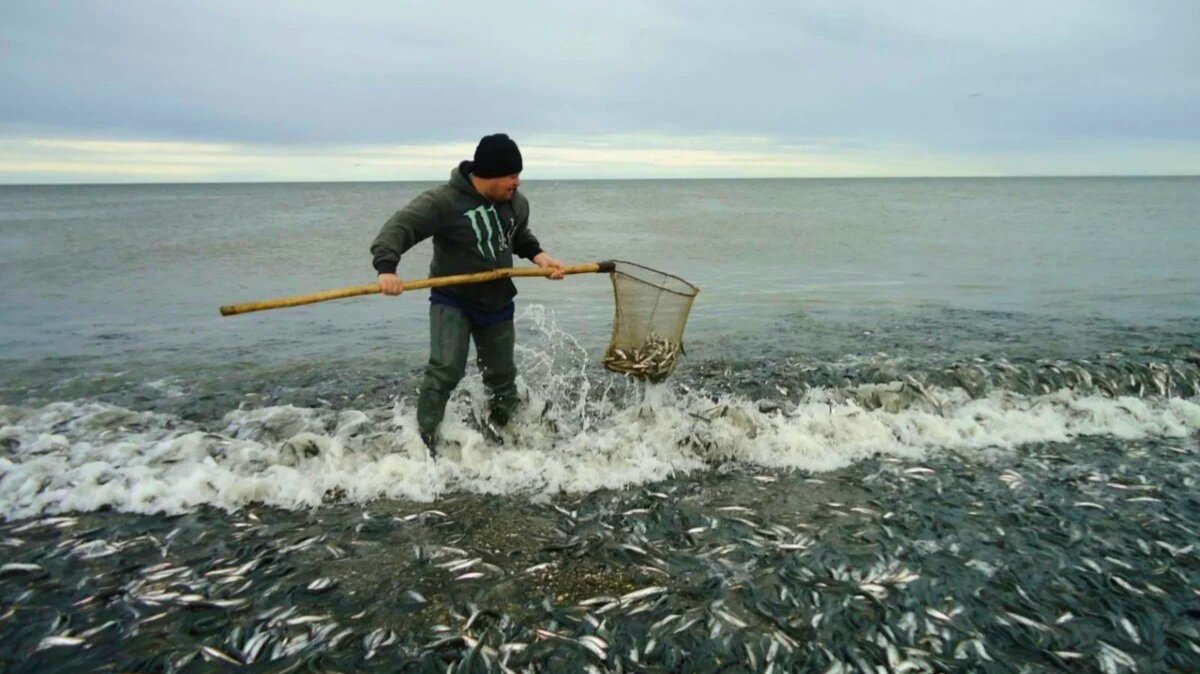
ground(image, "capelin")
xmin=37 ymin=635 xmax=85 ymax=650
xmin=306 ymin=578 xmax=336 ymax=593
xmin=0 ymin=563 xmax=42 ymax=575
xmin=604 ymin=332 xmax=682 ymax=380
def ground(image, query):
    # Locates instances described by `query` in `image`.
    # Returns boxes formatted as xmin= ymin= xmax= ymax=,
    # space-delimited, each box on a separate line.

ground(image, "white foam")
xmin=1 ymin=380 xmax=1198 ymax=519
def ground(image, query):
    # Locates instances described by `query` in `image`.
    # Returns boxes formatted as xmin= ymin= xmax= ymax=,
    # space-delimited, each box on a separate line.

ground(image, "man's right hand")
xmin=378 ymin=273 xmax=405 ymax=296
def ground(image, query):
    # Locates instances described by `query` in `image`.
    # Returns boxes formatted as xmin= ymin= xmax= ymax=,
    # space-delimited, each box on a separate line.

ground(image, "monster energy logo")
xmin=463 ymin=205 xmax=510 ymax=261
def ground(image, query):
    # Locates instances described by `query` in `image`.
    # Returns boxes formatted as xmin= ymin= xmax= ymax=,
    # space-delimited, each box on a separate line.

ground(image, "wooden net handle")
xmin=219 ymin=261 xmax=616 ymax=316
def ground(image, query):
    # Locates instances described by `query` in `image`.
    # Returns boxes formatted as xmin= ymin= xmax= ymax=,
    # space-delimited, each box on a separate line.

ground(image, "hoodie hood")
xmin=451 ymin=161 xmax=482 ymax=198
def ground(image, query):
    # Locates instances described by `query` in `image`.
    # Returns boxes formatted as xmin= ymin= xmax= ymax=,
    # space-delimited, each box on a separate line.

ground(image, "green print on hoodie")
xmin=370 ymin=161 xmax=544 ymax=312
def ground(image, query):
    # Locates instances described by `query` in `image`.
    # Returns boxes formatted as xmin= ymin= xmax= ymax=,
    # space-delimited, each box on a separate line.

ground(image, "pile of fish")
xmin=2 ymin=429 xmax=1199 ymax=672
xmin=603 ymin=332 xmax=682 ymax=381
xmin=688 ymin=349 xmax=1200 ymax=407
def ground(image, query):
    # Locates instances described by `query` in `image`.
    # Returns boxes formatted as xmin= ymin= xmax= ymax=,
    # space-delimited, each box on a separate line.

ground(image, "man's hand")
xmin=533 ymin=252 xmax=566 ymax=280
xmin=378 ymin=273 xmax=405 ymax=295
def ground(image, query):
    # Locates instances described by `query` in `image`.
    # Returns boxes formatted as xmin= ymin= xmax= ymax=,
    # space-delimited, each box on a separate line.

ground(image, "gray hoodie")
xmin=370 ymin=161 xmax=543 ymax=311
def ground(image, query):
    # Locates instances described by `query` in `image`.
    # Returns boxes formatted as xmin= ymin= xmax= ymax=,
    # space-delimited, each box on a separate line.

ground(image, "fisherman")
xmin=370 ymin=134 xmax=565 ymax=455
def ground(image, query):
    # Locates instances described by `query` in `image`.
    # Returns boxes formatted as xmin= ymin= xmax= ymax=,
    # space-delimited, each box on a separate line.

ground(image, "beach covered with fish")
xmin=2 ymin=178 xmax=1200 ymax=672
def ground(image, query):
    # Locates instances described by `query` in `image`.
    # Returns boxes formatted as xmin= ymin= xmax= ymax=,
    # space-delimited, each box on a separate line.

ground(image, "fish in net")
xmin=601 ymin=261 xmax=699 ymax=382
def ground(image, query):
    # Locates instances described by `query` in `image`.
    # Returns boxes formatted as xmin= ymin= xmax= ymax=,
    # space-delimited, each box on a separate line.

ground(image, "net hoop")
xmin=603 ymin=261 xmax=699 ymax=382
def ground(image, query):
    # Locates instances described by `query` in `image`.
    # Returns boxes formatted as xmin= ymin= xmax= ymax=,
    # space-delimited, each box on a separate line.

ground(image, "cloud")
xmin=3 ymin=133 xmax=1197 ymax=183
xmin=1 ymin=1 xmax=1197 ymax=179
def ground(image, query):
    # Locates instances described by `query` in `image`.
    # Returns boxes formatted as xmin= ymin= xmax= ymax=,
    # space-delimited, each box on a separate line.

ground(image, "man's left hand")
xmin=533 ymin=252 xmax=566 ymax=280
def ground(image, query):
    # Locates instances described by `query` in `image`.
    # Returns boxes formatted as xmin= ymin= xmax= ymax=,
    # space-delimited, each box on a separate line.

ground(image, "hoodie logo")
xmin=463 ymin=205 xmax=509 ymax=261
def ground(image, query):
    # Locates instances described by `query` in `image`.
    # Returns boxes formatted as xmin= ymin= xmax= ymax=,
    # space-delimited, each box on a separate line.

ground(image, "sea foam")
xmin=1 ymin=380 xmax=1197 ymax=519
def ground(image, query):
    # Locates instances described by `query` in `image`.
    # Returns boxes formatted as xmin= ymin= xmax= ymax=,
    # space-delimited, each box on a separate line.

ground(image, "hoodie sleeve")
xmin=370 ymin=190 xmax=442 ymax=274
xmin=511 ymin=196 xmax=543 ymax=261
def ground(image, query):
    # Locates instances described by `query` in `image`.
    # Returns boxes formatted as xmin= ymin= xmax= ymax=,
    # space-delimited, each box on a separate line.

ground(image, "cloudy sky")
xmin=2 ymin=0 xmax=1197 ymax=182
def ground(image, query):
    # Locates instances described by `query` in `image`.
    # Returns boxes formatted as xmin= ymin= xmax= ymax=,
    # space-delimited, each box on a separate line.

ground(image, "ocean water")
xmin=1 ymin=177 xmax=1199 ymax=672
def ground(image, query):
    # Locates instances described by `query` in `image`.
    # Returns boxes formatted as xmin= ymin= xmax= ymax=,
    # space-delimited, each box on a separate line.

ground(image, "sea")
xmin=1 ymin=177 xmax=1198 ymax=672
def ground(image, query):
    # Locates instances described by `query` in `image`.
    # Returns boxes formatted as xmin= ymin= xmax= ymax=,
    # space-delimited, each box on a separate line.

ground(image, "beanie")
xmin=472 ymin=133 xmax=523 ymax=178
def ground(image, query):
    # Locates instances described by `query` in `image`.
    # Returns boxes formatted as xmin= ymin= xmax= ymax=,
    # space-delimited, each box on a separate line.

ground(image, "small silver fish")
xmin=200 ymin=645 xmax=241 ymax=665
xmin=306 ymin=578 xmax=335 ymax=592
xmin=620 ymin=586 xmax=667 ymax=604
xmin=37 ymin=635 xmax=84 ymax=650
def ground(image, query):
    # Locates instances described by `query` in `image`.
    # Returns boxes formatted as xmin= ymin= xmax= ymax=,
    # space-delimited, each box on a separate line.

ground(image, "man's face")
xmin=480 ymin=173 xmax=521 ymax=202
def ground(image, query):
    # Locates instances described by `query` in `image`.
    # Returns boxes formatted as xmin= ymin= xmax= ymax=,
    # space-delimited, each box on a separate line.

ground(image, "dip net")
xmin=603 ymin=261 xmax=699 ymax=382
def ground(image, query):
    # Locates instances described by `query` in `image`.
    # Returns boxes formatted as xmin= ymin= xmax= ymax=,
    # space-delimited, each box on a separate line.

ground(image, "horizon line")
xmin=2 ymin=173 xmax=1197 ymax=188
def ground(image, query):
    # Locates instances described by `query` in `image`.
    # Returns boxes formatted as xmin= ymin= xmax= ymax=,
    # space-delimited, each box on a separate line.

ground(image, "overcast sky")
xmin=2 ymin=0 xmax=1197 ymax=182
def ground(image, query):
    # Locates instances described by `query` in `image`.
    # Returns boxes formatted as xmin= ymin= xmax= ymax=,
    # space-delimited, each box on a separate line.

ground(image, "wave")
xmin=2 ymin=373 xmax=1197 ymax=519
xmin=695 ymin=350 xmax=1200 ymax=401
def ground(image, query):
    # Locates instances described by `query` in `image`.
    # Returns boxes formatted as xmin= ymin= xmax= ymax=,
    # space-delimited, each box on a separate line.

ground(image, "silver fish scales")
xmin=603 ymin=332 xmax=682 ymax=381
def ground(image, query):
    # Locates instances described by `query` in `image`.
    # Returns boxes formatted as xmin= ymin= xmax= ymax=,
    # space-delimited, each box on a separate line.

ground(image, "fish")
xmin=241 ymin=632 xmax=272 ymax=663
xmin=306 ymin=577 xmax=336 ymax=593
xmin=1004 ymin=611 xmax=1051 ymax=633
xmin=200 ymin=645 xmax=241 ymax=665
xmin=620 ymin=586 xmax=668 ymax=604
xmin=603 ymin=333 xmax=683 ymax=380
xmin=284 ymin=614 xmax=330 ymax=626
xmin=37 ymin=635 xmax=85 ymax=650
xmin=576 ymin=635 xmax=608 ymax=659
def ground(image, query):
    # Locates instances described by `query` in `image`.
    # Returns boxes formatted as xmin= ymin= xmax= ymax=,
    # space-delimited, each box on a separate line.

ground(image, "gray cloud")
xmin=2 ymin=0 xmax=1198 ymax=156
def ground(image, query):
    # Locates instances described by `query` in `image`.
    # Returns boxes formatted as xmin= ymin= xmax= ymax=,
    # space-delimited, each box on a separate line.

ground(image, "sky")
xmin=2 ymin=0 xmax=1198 ymax=182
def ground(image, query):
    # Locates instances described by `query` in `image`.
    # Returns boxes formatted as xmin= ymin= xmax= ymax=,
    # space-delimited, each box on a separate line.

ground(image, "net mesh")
xmin=603 ymin=261 xmax=699 ymax=382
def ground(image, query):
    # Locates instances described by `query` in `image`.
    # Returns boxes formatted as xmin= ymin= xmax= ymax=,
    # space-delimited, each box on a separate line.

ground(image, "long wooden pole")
xmin=219 ymin=261 xmax=616 ymax=317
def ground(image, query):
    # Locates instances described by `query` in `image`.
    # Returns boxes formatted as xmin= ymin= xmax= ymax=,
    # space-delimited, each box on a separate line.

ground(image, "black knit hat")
xmin=472 ymin=133 xmax=523 ymax=178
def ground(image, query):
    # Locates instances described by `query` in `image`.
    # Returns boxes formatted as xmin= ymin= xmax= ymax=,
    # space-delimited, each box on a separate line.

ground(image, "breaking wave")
xmin=2 ymin=375 xmax=1198 ymax=519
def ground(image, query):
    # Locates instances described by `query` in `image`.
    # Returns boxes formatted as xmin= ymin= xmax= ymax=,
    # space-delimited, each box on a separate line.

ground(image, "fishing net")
xmin=603 ymin=260 xmax=699 ymax=382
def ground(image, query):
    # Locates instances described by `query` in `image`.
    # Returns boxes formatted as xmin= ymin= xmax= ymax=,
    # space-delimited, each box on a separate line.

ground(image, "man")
xmin=370 ymin=133 xmax=565 ymax=455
